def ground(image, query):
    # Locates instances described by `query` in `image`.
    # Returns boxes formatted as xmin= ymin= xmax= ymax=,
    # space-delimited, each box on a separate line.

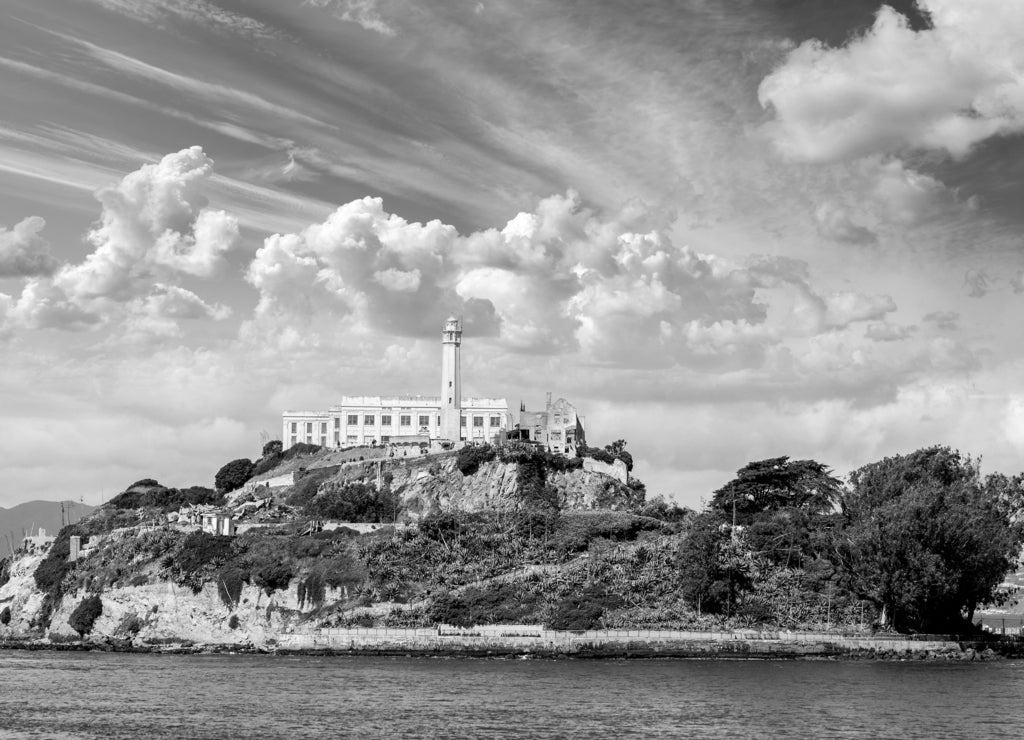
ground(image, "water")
xmin=1 ymin=652 xmax=1021 ymax=739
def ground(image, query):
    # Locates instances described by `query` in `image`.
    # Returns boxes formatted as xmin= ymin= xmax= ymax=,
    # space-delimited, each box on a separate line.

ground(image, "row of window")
xmin=291 ymin=415 xmax=504 ymax=434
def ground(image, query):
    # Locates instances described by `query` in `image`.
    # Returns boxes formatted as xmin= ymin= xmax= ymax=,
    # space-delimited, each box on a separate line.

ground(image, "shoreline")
xmin=3 ymin=629 xmax=1020 ymax=661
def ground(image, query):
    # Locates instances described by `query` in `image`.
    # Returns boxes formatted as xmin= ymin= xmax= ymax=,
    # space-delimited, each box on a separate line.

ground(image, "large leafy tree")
xmin=710 ymin=457 xmax=843 ymax=524
xmin=214 ymin=458 xmax=255 ymax=493
xmin=837 ymin=446 xmax=1022 ymax=632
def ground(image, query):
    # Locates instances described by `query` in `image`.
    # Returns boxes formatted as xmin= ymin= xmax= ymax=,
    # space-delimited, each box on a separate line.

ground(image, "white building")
xmin=282 ymin=317 xmax=511 ymax=449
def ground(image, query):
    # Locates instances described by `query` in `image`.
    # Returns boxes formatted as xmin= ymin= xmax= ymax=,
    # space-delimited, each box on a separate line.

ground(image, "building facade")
xmin=518 ymin=394 xmax=586 ymax=456
xmin=282 ymin=317 xmax=511 ymax=449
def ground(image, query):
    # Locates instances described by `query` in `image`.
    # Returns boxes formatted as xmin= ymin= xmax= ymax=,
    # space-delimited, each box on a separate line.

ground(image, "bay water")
xmin=1 ymin=651 xmax=1020 ymax=738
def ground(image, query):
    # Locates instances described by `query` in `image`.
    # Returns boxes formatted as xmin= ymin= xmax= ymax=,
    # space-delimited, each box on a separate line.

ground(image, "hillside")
xmin=2 ymin=444 xmax=1020 ymax=649
xmin=0 ymin=500 xmax=95 ymax=553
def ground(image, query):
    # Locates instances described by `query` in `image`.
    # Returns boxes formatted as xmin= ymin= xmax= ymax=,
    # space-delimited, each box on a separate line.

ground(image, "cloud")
xmin=54 ymin=147 xmax=238 ymax=302
xmin=923 ymin=310 xmax=960 ymax=331
xmin=814 ymin=202 xmax=877 ymax=245
xmin=244 ymin=191 xmax=899 ymax=374
xmin=1013 ymin=270 xmax=1024 ymax=294
xmin=865 ymin=321 xmax=917 ymax=342
xmin=304 ymin=0 xmax=396 ymax=36
xmin=964 ymin=269 xmax=991 ymax=298
xmin=244 ymin=196 xmax=496 ymax=345
xmin=3 ymin=148 xmax=238 ymax=337
xmin=0 ymin=216 xmax=59 ymax=277
xmin=759 ymin=1 xmax=1024 ymax=163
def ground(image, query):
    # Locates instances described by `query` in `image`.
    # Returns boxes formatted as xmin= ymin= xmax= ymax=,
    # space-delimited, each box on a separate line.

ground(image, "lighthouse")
xmin=439 ymin=315 xmax=462 ymax=442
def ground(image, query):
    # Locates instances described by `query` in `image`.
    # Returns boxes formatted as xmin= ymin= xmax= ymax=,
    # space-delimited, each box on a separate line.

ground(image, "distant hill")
xmin=0 ymin=500 xmax=96 ymax=556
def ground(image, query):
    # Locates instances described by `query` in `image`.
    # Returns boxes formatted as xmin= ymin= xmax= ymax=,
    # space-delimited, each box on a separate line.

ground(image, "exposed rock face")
xmin=1 ymin=549 xmax=348 ymax=647
xmin=381 ymin=457 xmax=639 ymax=516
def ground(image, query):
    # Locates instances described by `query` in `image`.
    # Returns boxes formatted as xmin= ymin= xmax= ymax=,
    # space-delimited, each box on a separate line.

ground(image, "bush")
xmin=128 ymin=478 xmax=160 ymax=489
xmin=457 ymin=444 xmax=496 ymax=476
xmin=228 ymin=614 xmax=240 ymax=630
xmin=0 ymin=606 xmax=10 ymax=625
xmin=546 ymin=586 xmax=622 ymax=631
xmin=262 ymin=440 xmax=283 ymax=458
xmin=69 ymin=594 xmax=103 ymax=637
xmin=215 ymin=458 xmax=255 ymax=493
xmin=0 ymin=558 xmax=9 ymax=589
xmin=107 ymin=484 xmax=225 ymax=512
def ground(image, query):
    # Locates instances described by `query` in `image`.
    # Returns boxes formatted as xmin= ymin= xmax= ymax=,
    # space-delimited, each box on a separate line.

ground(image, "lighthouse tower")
xmin=439 ymin=315 xmax=462 ymax=442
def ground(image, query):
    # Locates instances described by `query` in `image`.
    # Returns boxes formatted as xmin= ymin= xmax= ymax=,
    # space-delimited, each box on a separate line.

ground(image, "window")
xmin=364 ymin=415 xmax=375 ymax=425
xmin=290 ymin=422 xmax=297 ymax=433
xmin=289 ymin=435 xmax=296 ymax=446
xmin=346 ymin=435 xmax=358 ymax=443
xmin=334 ymin=418 xmax=340 ymax=429
xmin=550 ymin=431 xmax=561 ymax=440
xmin=461 ymin=416 xmax=467 ymax=427
xmin=449 ymin=380 xmax=452 ymax=387
xmin=306 ymin=422 xmax=313 ymax=433
xmin=473 ymin=416 xmax=484 ymax=427
xmin=381 ymin=414 xmax=391 ymax=426
xmin=321 ymin=422 xmax=327 ymax=433
xmin=400 ymin=415 xmax=411 ymax=426
xmin=489 ymin=416 xmax=501 ymax=427
xmin=347 ymin=414 xmax=358 ymax=425
xmin=419 ymin=415 xmax=429 ymax=427
xmin=320 ymin=435 xmax=327 ymax=446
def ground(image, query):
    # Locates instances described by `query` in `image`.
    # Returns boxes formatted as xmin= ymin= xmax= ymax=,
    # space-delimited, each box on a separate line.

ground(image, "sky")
xmin=2 ymin=0 xmax=1024 ymax=510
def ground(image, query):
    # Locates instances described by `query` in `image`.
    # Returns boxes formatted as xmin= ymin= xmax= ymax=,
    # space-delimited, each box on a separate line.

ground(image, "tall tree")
xmin=710 ymin=457 xmax=843 ymax=524
xmin=838 ymin=446 xmax=1022 ymax=632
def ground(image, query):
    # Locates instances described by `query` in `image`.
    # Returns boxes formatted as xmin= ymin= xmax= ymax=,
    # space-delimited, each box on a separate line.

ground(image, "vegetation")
xmin=0 ymin=606 xmax=10 ymax=625
xmin=0 ymin=557 xmax=9 ymax=589
xmin=11 ymin=438 xmax=1020 ymax=639
xmin=305 ymin=482 xmax=401 ymax=523
xmin=215 ymin=458 xmax=255 ymax=493
xmin=68 ymin=594 xmax=103 ymax=636
xmin=108 ymin=484 xmax=224 ymax=512
xmin=837 ymin=447 xmax=1022 ymax=632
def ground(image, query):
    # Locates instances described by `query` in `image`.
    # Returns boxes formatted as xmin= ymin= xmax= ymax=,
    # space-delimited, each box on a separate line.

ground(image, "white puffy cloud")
xmin=55 ymin=146 xmax=238 ymax=300
xmin=245 ymin=191 xmax=899 ymax=372
xmin=3 ymin=147 xmax=238 ymax=337
xmin=0 ymin=216 xmax=59 ymax=277
xmin=245 ymin=196 xmax=498 ymax=345
xmin=759 ymin=1 xmax=1024 ymax=162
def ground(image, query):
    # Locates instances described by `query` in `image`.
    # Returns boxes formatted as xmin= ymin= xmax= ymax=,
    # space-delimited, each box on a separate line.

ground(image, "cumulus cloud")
xmin=759 ymin=1 xmax=1024 ymax=163
xmin=55 ymin=146 xmax=238 ymax=301
xmin=3 ymin=147 xmax=238 ymax=337
xmin=0 ymin=216 xmax=59 ymax=277
xmin=245 ymin=196 xmax=498 ymax=343
xmin=244 ymin=191 xmax=899 ymax=372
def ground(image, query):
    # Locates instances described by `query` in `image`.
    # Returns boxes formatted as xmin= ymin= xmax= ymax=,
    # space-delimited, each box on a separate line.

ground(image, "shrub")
xmin=0 ymin=558 xmax=9 ymax=589
xmin=0 ymin=606 xmax=10 ymax=625
xmin=128 ymin=478 xmax=160 ymax=489
xmin=69 ymin=594 xmax=103 ymax=637
xmin=546 ymin=586 xmax=622 ymax=631
xmin=215 ymin=458 xmax=255 ymax=493
xmin=108 ymin=484 xmax=225 ymax=512
xmin=457 ymin=444 xmax=496 ymax=476
xmin=252 ymin=563 xmax=293 ymax=596
xmin=116 ymin=613 xmax=143 ymax=637
xmin=33 ymin=525 xmax=82 ymax=629
xmin=262 ymin=440 xmax=283 ymax=458
xmin=228 ymin=614 xmax=240 ymax=630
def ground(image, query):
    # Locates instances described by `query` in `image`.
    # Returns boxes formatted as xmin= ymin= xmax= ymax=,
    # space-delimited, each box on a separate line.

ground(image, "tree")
xmin=710 ymin=457 xmax=842 ymax=524
xmin=604 ymin=439 xmax=633 ymax=472
xmin=262 ymin=440 xmax=283 ymax=458
xmin=838 ymin=446 xmax=1023 ymax=632
xmin=69 ymin=594 xmax=103 ymax=637
xmin=215 ymin=458 xmax=255 ymax=493
xmin=677 ymin=512 xmax=752 ymax=616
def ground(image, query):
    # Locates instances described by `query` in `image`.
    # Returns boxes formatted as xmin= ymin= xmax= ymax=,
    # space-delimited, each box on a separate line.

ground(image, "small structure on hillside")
xmin=21 ymin=528 xmax=54 ymax=552
xmin=201 ymin=512 xmax=236 ymax=536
